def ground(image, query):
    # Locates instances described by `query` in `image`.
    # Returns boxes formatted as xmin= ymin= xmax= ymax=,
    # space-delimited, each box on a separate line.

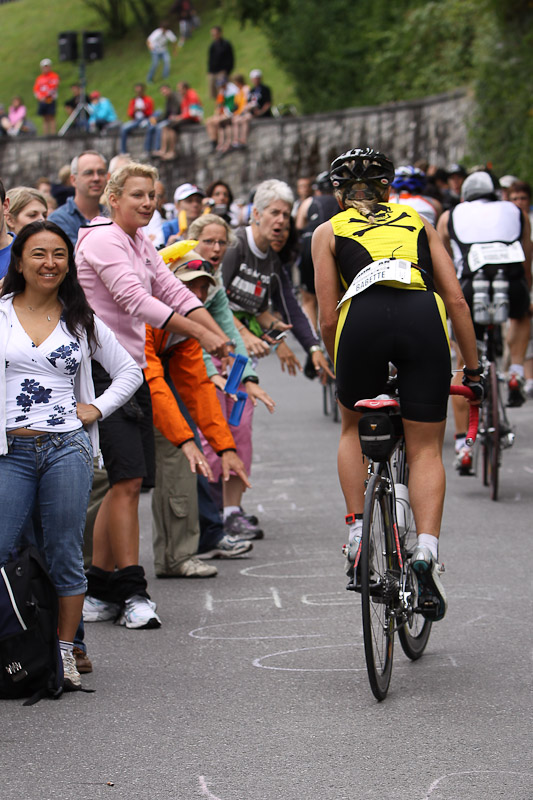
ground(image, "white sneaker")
xmin=61 ymin=649 xmax=81 ymax=691
xmin=116 ymin=595 xmax=161 ymax=629
xmin=83 ymin=595 xmax=121 ymax=622
xmin=156 ymin=557 xmax=218 ymax=578
xmin=411 ymin=545 xmax=447 ymax=621
xmin=197 ymin=535 xmax=253 ymax=560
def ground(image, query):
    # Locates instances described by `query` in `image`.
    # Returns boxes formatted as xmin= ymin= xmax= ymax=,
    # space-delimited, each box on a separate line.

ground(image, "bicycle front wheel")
xmin=481 ymin=363 xmax=500 ymax=500
xmin=361 ymin=471 xmax=395 ymax=701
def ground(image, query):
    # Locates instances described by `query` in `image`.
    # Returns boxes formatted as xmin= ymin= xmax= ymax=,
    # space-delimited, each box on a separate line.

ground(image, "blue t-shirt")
xmin=0 ymin=233 xmax=15 ymax=279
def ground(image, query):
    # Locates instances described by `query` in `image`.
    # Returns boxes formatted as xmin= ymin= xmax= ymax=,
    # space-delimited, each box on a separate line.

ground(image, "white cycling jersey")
xmin=449 ymin=199 xmax=523 ymax=279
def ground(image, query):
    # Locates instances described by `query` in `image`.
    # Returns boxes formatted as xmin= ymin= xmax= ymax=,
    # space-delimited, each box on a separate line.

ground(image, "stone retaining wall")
xmin=0 ymin=90 xmax=471 ymax=197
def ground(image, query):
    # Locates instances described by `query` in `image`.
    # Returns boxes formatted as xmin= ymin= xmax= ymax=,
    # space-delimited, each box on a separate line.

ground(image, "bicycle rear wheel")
xmin=398 ymin=568 xmax=432 ymax=659
xmin=361 ymin=470 xmax=395 ymax=701
xmin=481 ymin=363 xmax=500 ymax=500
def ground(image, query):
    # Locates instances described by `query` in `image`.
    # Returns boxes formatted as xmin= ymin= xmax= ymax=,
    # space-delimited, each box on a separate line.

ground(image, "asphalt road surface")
xmin=1 ymin=345 xmax=532 ymax=800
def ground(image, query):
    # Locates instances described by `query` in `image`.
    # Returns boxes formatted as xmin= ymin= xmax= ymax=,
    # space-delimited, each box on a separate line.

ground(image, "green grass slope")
xmin=0 ymin=0 xmax=297 ymax=134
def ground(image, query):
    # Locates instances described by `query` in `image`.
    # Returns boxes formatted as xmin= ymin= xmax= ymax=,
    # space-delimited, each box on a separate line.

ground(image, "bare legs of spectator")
xmin=92 ymin=478 xmax=142 ymax=570
xmin=42 ymin=114 xmax=56 ymax=135
xmin=205 ymin=115 xmax=222 ymax=150
xmin=231 ymin=113 xmax=250 ymax=148
xmin=216 ymin=118 xmax=233 ymax=153
xmin=156 ymin=126 xmax=178 ymax=160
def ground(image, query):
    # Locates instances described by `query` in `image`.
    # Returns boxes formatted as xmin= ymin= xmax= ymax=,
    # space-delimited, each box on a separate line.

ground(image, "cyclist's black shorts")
xmin=335 ymin=285 xmax=451 ymax=423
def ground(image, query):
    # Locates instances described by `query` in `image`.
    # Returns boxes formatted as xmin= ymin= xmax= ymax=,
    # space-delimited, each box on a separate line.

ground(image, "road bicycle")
xmin=346 ymin=384 xmax=478 ymax=701
xmin=474 ymin=324 xmax=514 ymax=501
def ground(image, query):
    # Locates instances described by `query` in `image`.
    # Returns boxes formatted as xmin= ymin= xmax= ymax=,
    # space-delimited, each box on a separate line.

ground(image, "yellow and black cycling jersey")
xmin=331 ymin=204 xmax=434 ymax=292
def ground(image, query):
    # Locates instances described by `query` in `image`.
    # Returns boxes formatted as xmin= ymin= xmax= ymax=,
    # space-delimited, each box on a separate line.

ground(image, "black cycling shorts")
xmin=92 ymin=361 xmax=155 ymax=488
xmin=335 ymin=285 xmax=452 ymax=423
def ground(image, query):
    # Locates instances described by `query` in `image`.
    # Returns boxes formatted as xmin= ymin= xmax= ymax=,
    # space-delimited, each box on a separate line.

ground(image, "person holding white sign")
xmin=312 ymin=147 xmax=481 ymax=621
xmin=438 ymin=171 xmax=532 ymax=459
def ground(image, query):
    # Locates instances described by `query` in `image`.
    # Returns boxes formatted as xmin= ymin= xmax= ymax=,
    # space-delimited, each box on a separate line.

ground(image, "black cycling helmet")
xmin=329 ymin=148 xmax=395 ymax=189
xmin=314 ymin=170 xmax=333 ymax=193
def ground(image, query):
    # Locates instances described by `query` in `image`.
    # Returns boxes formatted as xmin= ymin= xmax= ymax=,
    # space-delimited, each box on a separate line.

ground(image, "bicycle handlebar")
xmin=450 ymin=385 xmax=479 ymax=446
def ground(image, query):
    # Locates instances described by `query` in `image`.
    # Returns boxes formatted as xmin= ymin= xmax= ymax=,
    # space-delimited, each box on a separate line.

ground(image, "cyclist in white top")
xmin=438 ymin=171 xmax=532 ymax=465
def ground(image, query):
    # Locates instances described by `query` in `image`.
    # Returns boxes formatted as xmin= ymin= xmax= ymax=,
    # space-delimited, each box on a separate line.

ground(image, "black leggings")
xmin=335 ymin=286 xmax=451 ymax=422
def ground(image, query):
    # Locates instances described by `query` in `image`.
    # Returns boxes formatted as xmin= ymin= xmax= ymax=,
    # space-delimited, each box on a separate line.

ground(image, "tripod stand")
xmin=58 ymin=59 xmax=92 ymax=137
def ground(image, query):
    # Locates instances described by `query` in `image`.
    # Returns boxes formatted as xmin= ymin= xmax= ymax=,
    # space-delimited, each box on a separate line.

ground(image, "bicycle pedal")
xmin=345 ymin=579 xmax=361 ymax=593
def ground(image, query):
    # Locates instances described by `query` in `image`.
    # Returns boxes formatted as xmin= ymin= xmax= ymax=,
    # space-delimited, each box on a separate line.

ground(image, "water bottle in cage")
xmin=492 ymin=268 xmax=509 ymax=324
xmin=472 ymin=270 xmax=491 ymax=324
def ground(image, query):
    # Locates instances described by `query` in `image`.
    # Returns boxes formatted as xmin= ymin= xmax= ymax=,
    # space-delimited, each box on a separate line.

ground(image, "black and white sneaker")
xmin=224 ymin=512 xmax=264 ymax=540
xmin=197 ymin=534 xmax=253 ymax=559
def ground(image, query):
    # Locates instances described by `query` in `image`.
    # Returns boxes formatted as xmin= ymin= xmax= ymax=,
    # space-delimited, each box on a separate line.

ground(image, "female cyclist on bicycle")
xmin=312 ymin=147 xmax=482 ymax=621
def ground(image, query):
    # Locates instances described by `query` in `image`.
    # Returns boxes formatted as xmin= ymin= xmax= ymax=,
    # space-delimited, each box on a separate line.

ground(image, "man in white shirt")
xmin=146 ymin=22 xmax=178 ymax=83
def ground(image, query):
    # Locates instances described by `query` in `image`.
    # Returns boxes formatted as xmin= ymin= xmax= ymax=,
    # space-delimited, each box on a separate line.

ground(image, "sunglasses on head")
xmin=178 ymin=259 xmax=214 ymax=274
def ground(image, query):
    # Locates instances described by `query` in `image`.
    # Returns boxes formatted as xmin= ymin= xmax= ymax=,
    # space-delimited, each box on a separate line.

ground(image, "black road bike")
xmin=347 ymin=385 xmax=478 ymax=700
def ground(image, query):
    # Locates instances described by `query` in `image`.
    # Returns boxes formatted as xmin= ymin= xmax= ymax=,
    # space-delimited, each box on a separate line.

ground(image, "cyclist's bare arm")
xmin=312 ymin=221 xmax=341 ymax=362
xmin=424 ymin=219 xmax=480 ymax=373
xmin=436 ymin=210 xmax=452 ymax=256
xmin=295 ymin=195 xmax=313 ymax=231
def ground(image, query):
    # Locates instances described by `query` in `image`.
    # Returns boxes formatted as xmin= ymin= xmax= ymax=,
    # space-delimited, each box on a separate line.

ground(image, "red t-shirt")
xmin=33 ymin=72 xmax=60 ymax=102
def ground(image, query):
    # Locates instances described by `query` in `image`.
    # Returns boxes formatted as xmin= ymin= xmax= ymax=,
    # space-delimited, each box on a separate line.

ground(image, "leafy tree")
xmin=82 ymin=0 xmax=157 ymax=38
xmin=470 ymin=0 xmax=533 ymax=181
xmin=230 ymin=0 xmax=533 ymax=181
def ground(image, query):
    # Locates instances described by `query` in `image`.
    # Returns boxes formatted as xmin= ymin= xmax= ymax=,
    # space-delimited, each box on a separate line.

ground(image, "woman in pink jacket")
xmin=76 ymin=162 xmax=228 ymax=630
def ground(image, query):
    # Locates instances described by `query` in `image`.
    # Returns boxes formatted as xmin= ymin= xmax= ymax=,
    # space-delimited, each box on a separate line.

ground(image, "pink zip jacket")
xmin=76 ymin=217 xmax=202 ymax=367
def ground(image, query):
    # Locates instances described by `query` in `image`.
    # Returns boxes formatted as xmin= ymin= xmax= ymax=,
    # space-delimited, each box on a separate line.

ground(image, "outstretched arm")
xmin=312 ymin=221 xmax=340 ymax=362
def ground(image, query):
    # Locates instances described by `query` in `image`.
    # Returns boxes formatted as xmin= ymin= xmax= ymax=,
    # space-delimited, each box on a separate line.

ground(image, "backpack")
xmin=0 ymin=546 xmax=63 ymax=706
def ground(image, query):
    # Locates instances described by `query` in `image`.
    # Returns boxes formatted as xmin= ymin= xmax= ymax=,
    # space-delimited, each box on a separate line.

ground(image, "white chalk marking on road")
xmin=239 ymin=557 xmax=337 ymax=579
xmin=256 ymin=503 xmax=265 ymax=513
xmin=203 ymin=586 xmax=282 ymax=612
xmin=301 ymin=591 xmax=352 ymax=606
xmin=253 ymin=644 xmax=457 ymax=672
xmin=271 ymin=587 xmax=282 ymax=608
xmin=524 ymin=466 xmax=533 ymax=474
xmin=199 ymin=776 xmax=223 ymax=799
xmin=253 ymin=642 xmax=366 ymax=672
xmin=421 ymin=770 xmax=533 ymax=799
xmin=189 ymin=616 xmax=329 ymax=640
xmin=464 ymin=613 xmax=488 ymax=625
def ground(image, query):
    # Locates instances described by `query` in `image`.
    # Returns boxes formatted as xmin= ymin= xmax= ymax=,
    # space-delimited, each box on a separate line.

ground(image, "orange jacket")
xmin=144 ymin=325 xmax=236 ymax=453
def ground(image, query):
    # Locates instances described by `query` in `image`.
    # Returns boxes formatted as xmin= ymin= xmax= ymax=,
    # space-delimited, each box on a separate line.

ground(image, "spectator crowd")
xmin=1 ymin=13 xmax=532 ymax=700
xmin=1 ymin=21 xmax=277 ymax=161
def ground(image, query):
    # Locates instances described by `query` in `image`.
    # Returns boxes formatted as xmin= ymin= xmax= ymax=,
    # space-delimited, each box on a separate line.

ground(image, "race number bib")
xmin=468 ymin=241 xmax=525 ymax=272
xmin=337 ymin=259 xmax=412 ymax=309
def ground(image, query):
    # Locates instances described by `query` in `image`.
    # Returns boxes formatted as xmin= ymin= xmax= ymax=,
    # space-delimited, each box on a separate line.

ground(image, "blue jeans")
xmin=147 ymin=50 xmax=170 ymax=83
xmin=145 ymin=119 xmax=168 ymax=153
xmin=0 ymin=430 xmax=93 ymax=596
xmin=120 ymin=118 xmax=150 ymax=153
